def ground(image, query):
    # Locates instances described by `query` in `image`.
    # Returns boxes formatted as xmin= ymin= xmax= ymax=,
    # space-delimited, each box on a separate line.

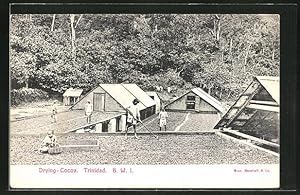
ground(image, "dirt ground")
xmin=135 ymin=112 xmax=219 ymax=133
xmin=9 ymin=106 xmax=279 ymax=166
xmin=10 ymin=133 xmax=279 ymax=165
xmin=10 ymin=100 xmax=69 ymax=121
xmin=178 ymin=113 xmax=220 ymax=132
xmin=134 ymin=112 xmax=188 ymax=132
xmin=10 ymin=110 xmax=121 ymax=135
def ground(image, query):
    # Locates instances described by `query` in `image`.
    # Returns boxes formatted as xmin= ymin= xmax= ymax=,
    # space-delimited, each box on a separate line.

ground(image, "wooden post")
xmin=95 ymin=123 xmax=102 ymax=133
xmin=119 ymin=115 xmax=127 ymax=131
xmin=108 ymin=118 xmax=117 ymax=132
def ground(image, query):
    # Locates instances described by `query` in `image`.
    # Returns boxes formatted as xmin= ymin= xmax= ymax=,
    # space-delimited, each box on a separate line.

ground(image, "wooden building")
xmin=165 ymin=88 xmax=224 ymax=114
xmin=63 ymin=88 xmax=83 ymax=106
xmin=71 ymin=83 xmax=156 ymax=120
xmin=214 ymin=76 xmax=279 ymax=143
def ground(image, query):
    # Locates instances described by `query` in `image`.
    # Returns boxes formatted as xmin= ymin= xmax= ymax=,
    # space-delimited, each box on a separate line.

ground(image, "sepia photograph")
xmin=9 ymin=10 xmax=280 ymax=188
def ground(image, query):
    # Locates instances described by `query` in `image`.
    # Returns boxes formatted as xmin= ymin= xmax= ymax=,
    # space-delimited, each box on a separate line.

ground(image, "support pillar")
xmin=108 ymin=118 xmax=117 ymax=132
xmin=119 ymin=115 xmax=127 ymax=131
xmin=95 ymin=123 xmax=102 ymax=133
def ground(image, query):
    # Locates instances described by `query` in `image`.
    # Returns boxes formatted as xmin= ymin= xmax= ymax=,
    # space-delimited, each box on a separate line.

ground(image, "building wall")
xmin=146 ymin=92 xmax=161 ymax=113
xmin=72 ymin=86 xmax=124 ymax=112
xmin=199 ymin=99 xmax=218 ymax=112
xmin=104 ymin=93 xmax=124 ymax=112
xmin=166 ymin=91 xmax=218 ymax=113
xmin=166 ymin=93 xmax=188 ymax=111
xmin=165 ymin=92 xmax=198 ymax=111
xmin=195 ymin=95 xmax=201 ymax=111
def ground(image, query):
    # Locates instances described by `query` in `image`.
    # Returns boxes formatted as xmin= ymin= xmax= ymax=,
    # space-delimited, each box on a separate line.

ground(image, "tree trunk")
xmin=177 ymin=66 xmax=184 ymax=77
xmin=229 ymin=38 xmax=233 ymax=56
xmin=221 ymin=51 xmax=224 ymax=63
xmin=25 ymin=75 xmax=29 ymax=89
xmin=214 ymin=15 xmax=221 ymax=42
xmin=75 ymin=14 xmax=83 ymax=28
xmin=70 ymin=14 xmax=76 ymax=53
xmin=244 ymin=42 xmax=252 ymax=72
xmin=216 ymin=20 xmax=221 ymax=41
xmin=227 ymin=90 xmax=232 ymax=99
xmin=51 ymin=14 xmax=56 ymax=31
xmin=219 ymin=88 xmax=223 ymax=99
xmin=208 ymin=87 xmax=211 ymax=95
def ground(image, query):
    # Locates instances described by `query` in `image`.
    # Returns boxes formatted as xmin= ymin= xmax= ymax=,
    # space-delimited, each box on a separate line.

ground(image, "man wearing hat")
xmin=125 ymin=99 xmax=140 ymax=139
xmin=85 ymin=100 xmax=93 ymax=124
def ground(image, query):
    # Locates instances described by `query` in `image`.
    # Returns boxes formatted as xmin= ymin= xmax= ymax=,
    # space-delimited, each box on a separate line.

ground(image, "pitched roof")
xmin=99 ymin=84 xmax=146 ymax=110
xmin=63 ymin=88 xmax=83 ymax=97
xmin=255 ymin=76 xmax=279 ymax=104
xmin=166 ymin=87 xmax=224 ymax=113
xmin=70 ymin=84 xmax=156 ymax=111
xmin=121 ymin=84 xmax=156 ymax=107
xmin=214 ymin=76 xmax=279 ymax=129
xmin=191 ymin=88 xmax=224 ymax=113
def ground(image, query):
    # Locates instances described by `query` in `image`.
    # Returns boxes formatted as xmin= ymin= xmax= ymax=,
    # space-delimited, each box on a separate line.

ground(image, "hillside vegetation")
xmin=10 ymin=14 xmax=279 ymax=102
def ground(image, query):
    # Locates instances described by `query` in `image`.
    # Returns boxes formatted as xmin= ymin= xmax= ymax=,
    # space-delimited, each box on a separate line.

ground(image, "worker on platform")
xmin=51 ymin=100 xmax=58 ymax=123
xmin=159 ymin=107 xmax=168 ymax=131
xmin=125 ymin=99 xmax=140 ymax=139
xmin=85 ymin=100 xmax=93 ymax=124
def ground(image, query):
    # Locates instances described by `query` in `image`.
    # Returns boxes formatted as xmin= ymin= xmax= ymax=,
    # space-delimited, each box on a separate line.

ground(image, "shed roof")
xmin=122 ymin=84 xmax=156 ymax=107
xmin=214 ymin=76 xmax=279 ymax=129
xmin=255 ymin=76 xmax=279 ymax=104
xmin=63 ymin=88 xmax=83 ymax=97
xmin=191 ymin=88 xmax=224 ymax=113
xmin=99 ymin=84 xmax=146 ymax=110
xmin=166 ymin=87 xmax=224 ymax=113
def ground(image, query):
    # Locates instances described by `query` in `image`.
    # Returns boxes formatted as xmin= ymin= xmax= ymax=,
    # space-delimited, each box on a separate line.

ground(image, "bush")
xmin=11 ymin=88 xmax=49 ymax=106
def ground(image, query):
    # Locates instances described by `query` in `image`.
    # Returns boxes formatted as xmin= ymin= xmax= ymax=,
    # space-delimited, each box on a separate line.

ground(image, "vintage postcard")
xmin=9 ymin=6 xmax=280 ymax=189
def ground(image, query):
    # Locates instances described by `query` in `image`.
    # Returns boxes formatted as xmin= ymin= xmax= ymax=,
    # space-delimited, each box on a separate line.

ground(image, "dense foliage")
xmin=11 ymin=88 xmax=49 ymax=105
xmin=10 ymin=14 xmax=279 ymax=101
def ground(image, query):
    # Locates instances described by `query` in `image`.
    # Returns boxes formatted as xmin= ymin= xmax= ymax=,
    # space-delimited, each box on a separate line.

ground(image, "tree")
xmin=10 ymin=14 xmax=280 ymax=102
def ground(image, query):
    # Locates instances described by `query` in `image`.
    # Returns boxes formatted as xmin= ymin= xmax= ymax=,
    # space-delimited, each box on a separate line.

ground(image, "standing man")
xmin=159 ymin=107 xmax=168 ymax=131
xmin=51 ymin=100 xmax=58 ymax=123
xmin=125 ymin=99 xmax=140 ymax=139
xmin=85 ymin=100 xmax=93 ymax=124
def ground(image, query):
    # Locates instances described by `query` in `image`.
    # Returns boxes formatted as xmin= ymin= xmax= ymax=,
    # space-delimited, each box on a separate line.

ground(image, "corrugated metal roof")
xmin=256 ymin=76 xmax=279 ymax=104
xmin=100 ymin=84 xmax=146 ymax=110
xmin=63 ymin=88 xmax=83 ymax=97
xmin=191 ymin=88 xmax=224 ymax=113
xmin=122 ymin=84 xmax=156 ymax=107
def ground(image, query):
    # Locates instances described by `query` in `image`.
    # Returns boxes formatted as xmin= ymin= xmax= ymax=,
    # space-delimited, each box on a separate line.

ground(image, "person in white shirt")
xmin=39 ymin=130 xmax=58 ymax=153
xmin=51 ymin=100 xmax=58 ymax=123
xmin=125 ymin=99 xmax=140 ymax=139
xmin=85 ymin=100 xmax=93 ymax=124
xmin=159 ymin=107 xmax=168 ymax=131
